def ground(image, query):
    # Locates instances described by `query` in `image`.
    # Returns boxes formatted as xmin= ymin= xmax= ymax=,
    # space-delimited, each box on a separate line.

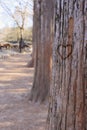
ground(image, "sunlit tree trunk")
xmin=47 ymin=0 xmax=87 ymax=130
xmin=29 ymin=0 xmax=54 ymax=102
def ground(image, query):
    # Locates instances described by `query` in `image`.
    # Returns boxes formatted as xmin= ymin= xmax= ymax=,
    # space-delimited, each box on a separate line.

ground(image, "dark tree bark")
xmin=29 ymin=0 xmax=54 ymax=102
xmin=47 ymin=0 xmax=87 ymax=130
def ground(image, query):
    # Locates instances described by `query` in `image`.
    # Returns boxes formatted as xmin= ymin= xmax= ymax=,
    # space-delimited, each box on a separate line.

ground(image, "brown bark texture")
xmin=47 ymin=0 xmax=87 ymax=130
xmin=29 ymin=0 xmax=54 ymax=102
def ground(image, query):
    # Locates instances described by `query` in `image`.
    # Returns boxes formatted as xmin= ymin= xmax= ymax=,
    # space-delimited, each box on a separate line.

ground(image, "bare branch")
xmin=0 ymin=1 xmax=21 ymax=28
xmin=0 ymin=0 xmax=33 ymax=29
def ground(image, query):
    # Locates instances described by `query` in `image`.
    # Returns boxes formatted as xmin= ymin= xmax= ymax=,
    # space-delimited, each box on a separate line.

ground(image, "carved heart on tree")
xmin=57 ymin=44 xmax=73 ymax=60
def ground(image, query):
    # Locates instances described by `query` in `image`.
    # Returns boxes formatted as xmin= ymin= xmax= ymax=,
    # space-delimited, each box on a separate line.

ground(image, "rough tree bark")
xmin=47 ymin=0 xmax=87 ymax=130
xmin=29 ymin=0 xmax=54 ymax=102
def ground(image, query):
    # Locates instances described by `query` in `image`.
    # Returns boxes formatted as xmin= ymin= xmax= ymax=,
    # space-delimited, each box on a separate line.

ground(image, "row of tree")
xmin=30 ymin=0 xmax=87 ymax=130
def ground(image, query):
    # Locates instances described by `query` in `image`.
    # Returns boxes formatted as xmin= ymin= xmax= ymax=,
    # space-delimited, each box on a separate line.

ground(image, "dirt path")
xmin=0 ymin=53 xmax=47 ymax=130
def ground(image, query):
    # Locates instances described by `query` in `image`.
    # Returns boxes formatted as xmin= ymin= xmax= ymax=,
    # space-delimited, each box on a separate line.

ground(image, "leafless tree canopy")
xmin=0 ymin=0 xmax=33 ymax=29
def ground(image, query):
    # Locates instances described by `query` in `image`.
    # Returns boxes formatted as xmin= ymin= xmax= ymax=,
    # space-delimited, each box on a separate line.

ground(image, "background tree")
xmin=29 ymin=0 xmax=54 ymax=102
xmin=47 ymin=0 xmax=87 ymax=130
xmin=0 ymin=0 xmax=33 ymax=52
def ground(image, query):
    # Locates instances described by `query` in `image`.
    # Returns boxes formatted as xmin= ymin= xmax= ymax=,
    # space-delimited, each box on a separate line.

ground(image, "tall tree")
xmin=47 ymin=0 xmax=87 ymax=130
xmin=29 ymin=0 xmax=54 ymax=102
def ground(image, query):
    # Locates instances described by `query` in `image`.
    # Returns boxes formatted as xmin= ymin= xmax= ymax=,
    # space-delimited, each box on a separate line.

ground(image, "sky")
xmin=0 ymin=0 xmax=33 ymax=29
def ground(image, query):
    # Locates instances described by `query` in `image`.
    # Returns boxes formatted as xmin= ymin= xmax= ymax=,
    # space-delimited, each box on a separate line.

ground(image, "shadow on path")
xmin=0 ymin=53 xmax=47 ymax=130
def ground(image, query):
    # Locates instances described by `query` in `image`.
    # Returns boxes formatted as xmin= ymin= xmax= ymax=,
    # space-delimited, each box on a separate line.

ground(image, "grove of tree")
xmin=0 ymin=0 xmax=86 ymax=129
xmin=3 ymin=27 xmax=32 ymax=43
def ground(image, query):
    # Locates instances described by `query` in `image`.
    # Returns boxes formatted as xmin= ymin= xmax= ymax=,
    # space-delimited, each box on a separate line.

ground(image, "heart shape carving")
xmin=57 ymin=44 xmax=73 ymax=60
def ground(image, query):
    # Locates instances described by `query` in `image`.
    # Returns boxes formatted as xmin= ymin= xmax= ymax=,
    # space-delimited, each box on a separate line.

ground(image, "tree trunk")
xmin=19 ymin=28 xmax=24 ymax=53
xmin=47 ymin=0 xmax=87 ymax=130
xmin=27 ymin=4 xmax=35 ymax=67
xmin=29 ymin=0 xmax=54 ymax=102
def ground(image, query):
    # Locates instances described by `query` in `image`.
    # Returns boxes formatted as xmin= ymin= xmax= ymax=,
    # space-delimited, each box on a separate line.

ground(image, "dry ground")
xmin=0 ymin=53 xmax=47 ymax=130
